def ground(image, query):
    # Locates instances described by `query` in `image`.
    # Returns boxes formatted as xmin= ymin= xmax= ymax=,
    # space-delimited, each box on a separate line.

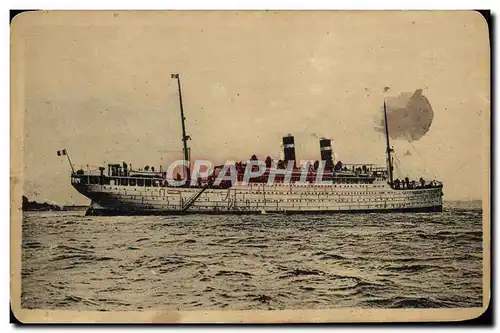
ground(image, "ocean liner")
xmin=66 ymin=74 xmax=443 ymax=215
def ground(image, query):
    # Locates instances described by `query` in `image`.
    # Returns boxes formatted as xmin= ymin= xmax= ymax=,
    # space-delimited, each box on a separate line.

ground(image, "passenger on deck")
xmin=122 ymin=162 xmax=128 ymax=176
xmin=265 ymin=156 xmax=272 ymax=168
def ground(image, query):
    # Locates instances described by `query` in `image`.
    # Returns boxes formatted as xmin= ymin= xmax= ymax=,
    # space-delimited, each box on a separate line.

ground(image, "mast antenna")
xmin=383 ymin=100 xmax=394 ymax=186
xmin=171 ymin=73 xmax=191 ymax=182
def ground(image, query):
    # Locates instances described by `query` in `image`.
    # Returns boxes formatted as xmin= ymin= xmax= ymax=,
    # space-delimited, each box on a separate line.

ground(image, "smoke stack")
xmin=282 ymin=134 xmax=296 ymax=164
xmin=319 ymin=138 xmax=333 ymax=169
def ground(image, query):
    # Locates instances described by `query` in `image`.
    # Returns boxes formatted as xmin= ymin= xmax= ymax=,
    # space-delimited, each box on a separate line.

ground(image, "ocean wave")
xmin=383 ymin=264 xmax=438 ymax=273
xmin=54 ymin=244 xmax=95 ymax=253
xmin=251 ymin=294 xmax=273 ymax=304
xmin=215 ymin=270 xmax=253 ymax=277
xmin=320 ymin=253 xmax=348 ymax=260
xmin=281 ymin=268 xmax=326 ymax=278
xmin=55 ymin=294 xmax=100 ymax=307
xmin=360 ymin=296 xmax=446 ymax=308
xmin=49 ymin=253 xmax=114 ymax=262
xmin=390 ymin=297 xmax=454 ymax=308
xmin=23 ymin=242 xmax=42 ymax=249
xmin=21 ymin=205 xmax=484 ymax=310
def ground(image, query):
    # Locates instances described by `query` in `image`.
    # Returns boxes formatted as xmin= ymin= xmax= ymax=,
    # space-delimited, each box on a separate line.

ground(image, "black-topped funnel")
xmin=282 ymin=134 xmax=296 ymax=164
xmin=320 ymin=138 xmax=334 ymax=169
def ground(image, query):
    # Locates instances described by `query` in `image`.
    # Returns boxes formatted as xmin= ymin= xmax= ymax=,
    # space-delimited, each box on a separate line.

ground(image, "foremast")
xmin=171 ymin=73 xmax=191 ymax=182
xmin=383 ymin=100 xmax=394 ymax=186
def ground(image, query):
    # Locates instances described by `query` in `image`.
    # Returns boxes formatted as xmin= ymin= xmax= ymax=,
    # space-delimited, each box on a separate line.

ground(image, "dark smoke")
xmin=375 ymin=89 xmax=434 ymax=142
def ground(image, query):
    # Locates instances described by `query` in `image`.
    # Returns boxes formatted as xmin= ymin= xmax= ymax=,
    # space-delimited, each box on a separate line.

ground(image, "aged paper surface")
xmin=11 ymin=10 xmax=490 ymax=323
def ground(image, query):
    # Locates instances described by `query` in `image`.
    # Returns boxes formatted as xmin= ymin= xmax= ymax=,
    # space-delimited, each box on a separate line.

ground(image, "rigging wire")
xmin=408 ymin=141 xmax=438 ymax=180
xmin=392 ymin=144 xmax=437 ymax=182
xmin=392 ymin=153 xmax=405 ymax=179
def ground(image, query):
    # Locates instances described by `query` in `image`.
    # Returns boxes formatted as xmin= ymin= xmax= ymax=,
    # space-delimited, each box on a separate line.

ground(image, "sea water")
xmin=21 ymin=201 xmax=483 ymax=310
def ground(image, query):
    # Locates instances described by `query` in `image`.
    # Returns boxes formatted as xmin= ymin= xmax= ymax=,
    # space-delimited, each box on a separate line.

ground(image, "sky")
xmin=13 ymin=11 xmax=489 ymax=205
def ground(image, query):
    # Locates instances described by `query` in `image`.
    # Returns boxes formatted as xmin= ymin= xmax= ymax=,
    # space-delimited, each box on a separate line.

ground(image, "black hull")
xmin=85 ymin=205 xmax=443 ymax=216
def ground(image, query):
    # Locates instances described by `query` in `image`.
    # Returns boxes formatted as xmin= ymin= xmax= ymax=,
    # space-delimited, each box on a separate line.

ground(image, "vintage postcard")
xmin=10 ymin=10 xmax=490 ymax=323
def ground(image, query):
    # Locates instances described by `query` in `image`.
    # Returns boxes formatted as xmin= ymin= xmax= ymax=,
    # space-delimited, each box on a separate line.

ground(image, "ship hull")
xmin=85 ymin=205 xmax=442 ymax=216
xmin=74 ymin=180 xmax=443 ymax=216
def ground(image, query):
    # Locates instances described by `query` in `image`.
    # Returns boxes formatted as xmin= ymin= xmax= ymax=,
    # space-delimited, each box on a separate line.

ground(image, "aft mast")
xmin=383 ymin=100 xmax=394 ymax=186
xmin=171 ymin=73 xmax=191 ymax=182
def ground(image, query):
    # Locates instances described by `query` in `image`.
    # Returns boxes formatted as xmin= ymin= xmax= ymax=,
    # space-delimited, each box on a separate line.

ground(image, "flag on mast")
xmin=57 ymin=149 xmax=67 ymax=156
xmin=171 ymin=73 xmax=179 ymax=78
